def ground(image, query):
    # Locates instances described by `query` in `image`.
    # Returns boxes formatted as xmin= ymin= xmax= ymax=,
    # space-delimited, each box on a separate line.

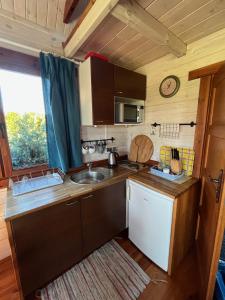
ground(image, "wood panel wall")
xmin=77 ymin=27 xmax=225 ymax=165
xmin=0 ymin=188 xmax=11 ymax=260
xmin=129 ymin=27 xmax=225 ymax=161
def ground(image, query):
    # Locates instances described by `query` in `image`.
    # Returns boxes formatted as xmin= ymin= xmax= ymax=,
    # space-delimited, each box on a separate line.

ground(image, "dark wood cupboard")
xmin=11 ymin=199 xmax=83 ymax=296
xmin=9 ymin=180 xmax=127 ymax=298
xmin=82 ymin=181 xmax=126 ymax=256
xmin=79 ymin=57 xmax=146 ymax=125
xmin=114 ymin=65 xmax=146 ymax=100
xmin=79 ymin=57 xmax=114 ymax=126
xmin=91 ymin=58 xmax=114 ymax=125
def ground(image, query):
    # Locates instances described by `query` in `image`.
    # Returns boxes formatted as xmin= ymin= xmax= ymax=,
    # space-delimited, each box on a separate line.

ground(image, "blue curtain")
xmin=40 ymin=53 xmax=82 ymax=172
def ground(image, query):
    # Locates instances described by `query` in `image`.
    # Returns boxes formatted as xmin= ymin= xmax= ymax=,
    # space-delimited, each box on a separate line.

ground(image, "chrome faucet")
xmin=87 ymin=162 xmax=93 ymax=172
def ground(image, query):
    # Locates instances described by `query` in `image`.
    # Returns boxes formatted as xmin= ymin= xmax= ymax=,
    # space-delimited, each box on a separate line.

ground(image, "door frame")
xmin=189 ymin=60 xmax=225 ymax=299
xmin=189 ymin=60 xmax=225 ymax=179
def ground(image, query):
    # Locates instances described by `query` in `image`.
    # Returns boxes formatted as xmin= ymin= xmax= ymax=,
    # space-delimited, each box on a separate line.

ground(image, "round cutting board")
xmin=129 ymin=135 xmax=154 ymax=163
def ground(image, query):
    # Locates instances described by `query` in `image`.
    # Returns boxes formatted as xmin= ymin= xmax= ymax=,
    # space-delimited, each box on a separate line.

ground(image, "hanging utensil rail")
xmin=151 ymin=121 xmax=196 ymax=127
xmin=81 ymin=137 xmax=115 ymax=144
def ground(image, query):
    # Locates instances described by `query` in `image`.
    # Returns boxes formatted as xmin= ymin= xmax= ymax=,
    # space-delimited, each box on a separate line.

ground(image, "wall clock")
xmin=159 ymin=75 xmax=180 ymax=98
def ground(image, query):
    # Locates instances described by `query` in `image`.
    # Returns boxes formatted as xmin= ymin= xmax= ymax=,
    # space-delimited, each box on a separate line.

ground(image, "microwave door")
xmin=115 ymin=102 xmax=124 ymax=123
xmin=124 ymin=104 xmax=138 ymax=123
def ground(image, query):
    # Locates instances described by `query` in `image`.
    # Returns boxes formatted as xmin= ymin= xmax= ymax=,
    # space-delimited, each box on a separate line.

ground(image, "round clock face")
xmin=159 ymin=75 xmax=180 ymax=98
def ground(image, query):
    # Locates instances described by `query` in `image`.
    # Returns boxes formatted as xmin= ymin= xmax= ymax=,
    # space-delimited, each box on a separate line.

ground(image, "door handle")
xmin=82 ymin=194 xmax=94 ymax=199
xmin=127 ymin=184 xmax=131 ymax=200
xmin=66 ymin=200 xmax=79 ymax=206
xmin=137 ymin=108 xmax=140 ymax=121
xmin=208 ymin=169 xmax=224 ymax=203
xmin=209 ymin=178 xmax=220 ymax=184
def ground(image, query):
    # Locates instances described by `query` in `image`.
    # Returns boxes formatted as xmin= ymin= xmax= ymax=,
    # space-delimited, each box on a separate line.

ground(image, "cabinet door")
xmin=82 ymin=181 xmax=126 ymax=256
xmin=91 ymin=58 xmax=114 ymax=125
xmin=11 ymin=199 xmax=82 ymax=296
xmin=114 ymin=66 xmax=146 ymax=99
xmin=128 ymin=180 xmax=173 ymax=271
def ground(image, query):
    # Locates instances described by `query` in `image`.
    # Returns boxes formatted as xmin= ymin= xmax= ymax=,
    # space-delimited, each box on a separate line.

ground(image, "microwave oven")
xmin=115 ymin=97 xmax=145 ymax=124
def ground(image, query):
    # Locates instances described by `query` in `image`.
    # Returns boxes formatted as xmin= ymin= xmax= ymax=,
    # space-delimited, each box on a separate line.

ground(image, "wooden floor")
xmin=116 ymin=237 xmax=200 ymax=300
xmin=0 ymin=257 xmax=20 ymax=300
xmin=0 ymin=237 xmax=199 ymax=300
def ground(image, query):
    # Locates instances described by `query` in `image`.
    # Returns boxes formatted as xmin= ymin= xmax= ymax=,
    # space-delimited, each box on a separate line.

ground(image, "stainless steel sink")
xmin=70 ymin=167 xmax=114 ymax=184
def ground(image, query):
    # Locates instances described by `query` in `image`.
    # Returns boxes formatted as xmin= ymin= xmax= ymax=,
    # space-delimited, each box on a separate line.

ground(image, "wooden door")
xmin=114 ymin=65 xmax=146 ymax=99
xmin=197 ymin=64 xmax=225 ymax=300
xmin=91 ymin=57 xmax=114 ymax=125
xmin=11 ymin=198 xmax=83 ymax=296
xmin=82 ymin=181 xmax=126 ymax=256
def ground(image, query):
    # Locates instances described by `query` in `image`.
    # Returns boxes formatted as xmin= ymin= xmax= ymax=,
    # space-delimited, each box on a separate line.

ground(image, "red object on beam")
xmin=84 ymin=52 xmax=109 ymax=62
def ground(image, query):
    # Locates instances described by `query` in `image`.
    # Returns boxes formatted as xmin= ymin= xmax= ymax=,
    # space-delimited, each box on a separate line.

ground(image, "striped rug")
xmin=41 ymin=240 xmax=150 ymax=300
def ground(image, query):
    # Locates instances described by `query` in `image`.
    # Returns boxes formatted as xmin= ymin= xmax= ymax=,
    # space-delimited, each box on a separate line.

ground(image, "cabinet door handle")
xmin=66 ymin=200 xmax=79 ymax=206
xmin=117 ymin=91 xmax=123 ymax=94
xmin=82 ymin=194 xmax=94 ymax=199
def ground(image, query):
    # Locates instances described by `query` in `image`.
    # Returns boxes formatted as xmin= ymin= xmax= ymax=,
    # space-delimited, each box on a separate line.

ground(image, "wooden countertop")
xmin=128 ymin=169 xmax=199 ymax=199
xmin=4 ymin=167 xmax=134 ymax=221
xmin=3 ymin=166 xmax=199 ymax=221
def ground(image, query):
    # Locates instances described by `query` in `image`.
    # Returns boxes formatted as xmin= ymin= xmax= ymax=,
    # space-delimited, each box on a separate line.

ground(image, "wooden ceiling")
xmin=0 ymin=0 xmax=88 ymax=55
xmin=75 ymin=0 xmax=225 ymax=69
xmin=0 ymin=0 xmax=225 ymax=69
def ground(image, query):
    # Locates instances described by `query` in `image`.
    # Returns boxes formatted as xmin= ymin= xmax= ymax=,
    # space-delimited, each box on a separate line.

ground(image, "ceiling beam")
xmin=63 ymin=0 xmax=79 ymax=24
xmin=64 ymin=0 xmax=96 ymax=46
xmin=0 ymin=37 xmax=40 ymax=57
xmin=64 ymin=0 xmax=120 ymax=58
xmin=111 ymin=0 xmax=187 ymax=58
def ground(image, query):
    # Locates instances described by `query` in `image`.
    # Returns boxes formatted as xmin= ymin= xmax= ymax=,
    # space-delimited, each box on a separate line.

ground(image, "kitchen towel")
xmin=160 ymin=123 xmax=180 ymax=139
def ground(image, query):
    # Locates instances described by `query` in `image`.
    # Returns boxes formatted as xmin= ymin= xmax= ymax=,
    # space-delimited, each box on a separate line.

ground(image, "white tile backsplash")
xmin=81 ymin=123 xmax=195 ymax=163
xmin=81 ymin=125 xmax=129 ymax=163
xmin=127 ymin=123 xmax=195 ymax=161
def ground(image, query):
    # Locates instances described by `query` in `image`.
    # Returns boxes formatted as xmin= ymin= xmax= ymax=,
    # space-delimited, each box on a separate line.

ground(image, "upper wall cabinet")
xmin=114 ymin=66 xmax=146 ymax=100
xmin=79 ymin=57 xmax=114 ymax=126
xmin=79 ymin=57 xmax=147 ymax=126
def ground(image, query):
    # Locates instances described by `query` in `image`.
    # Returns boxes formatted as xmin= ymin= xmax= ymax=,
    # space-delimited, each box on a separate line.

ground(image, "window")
xmin=0 ymin=69 xmax=48 ymax=170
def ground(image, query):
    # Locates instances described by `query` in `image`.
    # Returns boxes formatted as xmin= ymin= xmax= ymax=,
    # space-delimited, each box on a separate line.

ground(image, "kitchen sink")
xmin=70 ymin=167 xmax=114 ymax=184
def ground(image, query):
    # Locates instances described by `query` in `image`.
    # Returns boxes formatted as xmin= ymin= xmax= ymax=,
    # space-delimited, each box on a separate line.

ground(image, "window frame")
xmin=0 ymin=47 xmax=48 ymax=182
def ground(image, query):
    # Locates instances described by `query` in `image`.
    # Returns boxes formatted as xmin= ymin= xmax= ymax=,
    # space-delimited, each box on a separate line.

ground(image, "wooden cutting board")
xmin=129 ymin=135 xmax=154 ymax=163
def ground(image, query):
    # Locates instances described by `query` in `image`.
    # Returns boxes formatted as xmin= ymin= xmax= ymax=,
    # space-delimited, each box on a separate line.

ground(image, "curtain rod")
xmin=0 ymin=38 xmax=81 ymax=64
xmin=40 ymin=50 xmax=81 ymax=64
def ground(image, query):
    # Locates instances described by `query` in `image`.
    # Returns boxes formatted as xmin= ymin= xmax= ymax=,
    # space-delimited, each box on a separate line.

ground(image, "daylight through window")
xmin=0 ymin=69 xmax=48 ymax=169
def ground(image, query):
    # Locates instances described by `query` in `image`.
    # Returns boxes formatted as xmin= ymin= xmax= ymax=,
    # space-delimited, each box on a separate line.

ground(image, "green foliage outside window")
xmin=5 ymin=112 xmax=48 ymax=169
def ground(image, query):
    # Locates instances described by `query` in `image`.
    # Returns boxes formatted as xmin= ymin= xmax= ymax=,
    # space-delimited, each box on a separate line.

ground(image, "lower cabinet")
xmin=9 ymin=180 xmax=126 ymax=298
xmin=11 ymin=198 xmax=83 ymax=297
xmin=82 ymin=181 xmax=126 ymax=256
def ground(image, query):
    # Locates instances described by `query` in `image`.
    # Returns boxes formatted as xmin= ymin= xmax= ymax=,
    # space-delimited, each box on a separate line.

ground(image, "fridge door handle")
xmin=127 ymin=184 xmax=131 ymax=201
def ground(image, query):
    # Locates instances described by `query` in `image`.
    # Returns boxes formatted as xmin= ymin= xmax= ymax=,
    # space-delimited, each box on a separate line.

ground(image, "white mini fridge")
xmin=127 ymin=179 xmax=174 ymax=272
